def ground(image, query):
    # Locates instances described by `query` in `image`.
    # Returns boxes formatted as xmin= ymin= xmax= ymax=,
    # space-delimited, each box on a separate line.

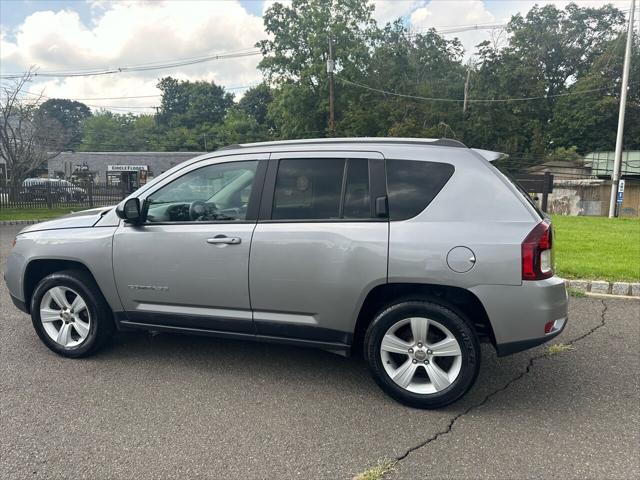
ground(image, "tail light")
xmin=522 ymin=221 xmax=553 ymax=280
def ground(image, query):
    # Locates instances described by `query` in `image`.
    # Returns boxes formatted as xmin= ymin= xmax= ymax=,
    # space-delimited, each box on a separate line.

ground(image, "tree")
xmin=238 ymin=83 xmax=273 ymax=126
xmin=507 ymin=3 xmax=625 ymax=97
xmin=460 ymin=2 xmax=628 ymax=159
xmin=340 ymin=23 xmax=466 ymax=138
xmin=156 ymin=77 xmax=234 ymax=129
xmin=79 ymin=111 xmax=158 ymax=151
xmin=258 ymin=0 xmax=377 ymax=136
xmin=212 ymin=109 xmax=268 ymax=147
xmin=549 ymin=34 xmax=640 ymax=153
xmin=37 ymin=98 xmax=91 ymax=150
xmin=0 ymin=70 xmax=65 ymax=189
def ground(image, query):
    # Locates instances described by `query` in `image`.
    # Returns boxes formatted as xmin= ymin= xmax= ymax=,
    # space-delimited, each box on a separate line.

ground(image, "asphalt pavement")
xmin=1 ymin=224 xmax=638 ymax=480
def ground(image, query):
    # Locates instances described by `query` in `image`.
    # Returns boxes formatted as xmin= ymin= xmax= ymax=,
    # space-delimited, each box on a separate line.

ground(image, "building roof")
xmin=584 ymin=151 xmax=640 ymax=177
xmin=48 ymin=151 xmax=204 ymax=178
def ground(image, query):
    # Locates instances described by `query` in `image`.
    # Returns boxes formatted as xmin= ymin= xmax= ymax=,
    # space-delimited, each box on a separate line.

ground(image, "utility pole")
xmin=203 ymin=134 xmax=207 ymax=152
xmin=463 ymin=64 xmax=472 ymax=114
xmin=608 ymin=0 xmax=635 ymax=218
xmin=327 ymin=35 xmax=336 ymax=136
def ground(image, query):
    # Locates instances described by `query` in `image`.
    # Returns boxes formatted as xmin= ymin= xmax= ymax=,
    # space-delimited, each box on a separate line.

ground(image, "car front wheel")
xmin=30 ymin=270 xmax=114 ymax=357
xmin=365 ymin=300 xmax=480 ymax=409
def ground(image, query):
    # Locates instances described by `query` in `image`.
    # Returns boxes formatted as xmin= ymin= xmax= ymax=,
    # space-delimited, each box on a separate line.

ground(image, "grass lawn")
xmin=552 ymin=215 xmax=640 ymax=282
xmin=0 ymin=207 xmax=77 ymax=221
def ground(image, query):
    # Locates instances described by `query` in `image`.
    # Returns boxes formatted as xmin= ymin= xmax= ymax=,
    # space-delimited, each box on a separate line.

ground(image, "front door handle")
xmin=206 ymin=236 xmax=241 ymax=245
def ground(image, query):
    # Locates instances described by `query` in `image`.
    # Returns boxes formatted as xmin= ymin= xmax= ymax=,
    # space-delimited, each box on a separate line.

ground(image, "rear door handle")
xmin=206 ymin=236 xmax=241 ymax=245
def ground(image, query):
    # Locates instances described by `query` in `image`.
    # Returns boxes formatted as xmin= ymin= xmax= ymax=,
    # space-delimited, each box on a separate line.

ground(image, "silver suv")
xmin=5 ymin=138 xmax=568 ymax=408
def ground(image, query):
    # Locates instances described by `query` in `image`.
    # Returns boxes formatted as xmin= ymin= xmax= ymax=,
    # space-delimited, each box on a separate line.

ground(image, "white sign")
xmin=618 ymin=179 xmax=625 ymax=193
xmin=107 ymin=165 xmax=148 ymax=172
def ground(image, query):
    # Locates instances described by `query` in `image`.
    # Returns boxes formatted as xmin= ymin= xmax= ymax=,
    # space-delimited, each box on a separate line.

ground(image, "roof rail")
xmin=217 ymin=144 xmax=243 ymax=151
xmin=216 ymin=137 xmax=468 ymax=151
xmin=429 ymin=138 xmax=467 ymax=148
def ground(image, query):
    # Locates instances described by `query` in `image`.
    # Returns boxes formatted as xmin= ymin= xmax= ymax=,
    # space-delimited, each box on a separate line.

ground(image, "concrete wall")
xmin=546 ymin=179 xmax=639 ymax=217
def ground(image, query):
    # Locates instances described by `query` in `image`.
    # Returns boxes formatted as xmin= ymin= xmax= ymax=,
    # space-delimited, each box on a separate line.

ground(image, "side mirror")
xmin=116 ymin=198 xmax=142 ymax=224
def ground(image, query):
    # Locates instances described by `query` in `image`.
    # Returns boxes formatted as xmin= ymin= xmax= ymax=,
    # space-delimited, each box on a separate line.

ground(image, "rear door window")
xmin=386 ymin=160 xmax=454 ymax=220
xmin=271 ymin=158 xmax=373 ymax=220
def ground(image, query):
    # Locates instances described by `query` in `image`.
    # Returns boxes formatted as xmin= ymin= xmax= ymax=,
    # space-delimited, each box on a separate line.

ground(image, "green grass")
xmin=353 ymin=460 xmax=396 ymax=480
xmin=0 ymin=207 xmax=76 ymax=221
xmin=566 ymin=287 xmax=586 ymax=298
xmin=546 ymin=343 xmax=575 ymax=355
xmin=552 ymin=216 xmax=640 ymax=282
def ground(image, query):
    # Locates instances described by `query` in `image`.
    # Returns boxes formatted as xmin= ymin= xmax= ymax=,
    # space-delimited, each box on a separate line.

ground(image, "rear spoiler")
xmin=471 ymin=148 xmax=508 ymax=162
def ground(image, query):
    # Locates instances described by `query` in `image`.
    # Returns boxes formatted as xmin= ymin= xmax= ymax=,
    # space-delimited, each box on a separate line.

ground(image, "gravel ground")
xmin=1 ymin=224 xmax=638 ymax=479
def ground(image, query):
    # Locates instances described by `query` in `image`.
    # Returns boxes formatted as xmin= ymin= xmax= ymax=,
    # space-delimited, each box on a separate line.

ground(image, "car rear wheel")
xmin=30 ymin=270 xmax=114 ymax=357
xmin=365 ymin=300 xmax=480 ymax=409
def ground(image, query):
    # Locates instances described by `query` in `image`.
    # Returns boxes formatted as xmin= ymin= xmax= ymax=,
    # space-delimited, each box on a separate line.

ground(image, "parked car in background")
xmin=21 ymin=178 xmax=87 ymax=202
xmin=5 ymin=138 xmax=568 ymax=408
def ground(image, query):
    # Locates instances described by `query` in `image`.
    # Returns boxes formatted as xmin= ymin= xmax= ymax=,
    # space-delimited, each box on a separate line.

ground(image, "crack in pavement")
xmin=393 ymin=299 xmax=609 ymax=466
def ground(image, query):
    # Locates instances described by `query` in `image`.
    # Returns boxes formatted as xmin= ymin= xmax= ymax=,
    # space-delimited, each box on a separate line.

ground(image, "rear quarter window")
xmin=387 ymin=160 xmax=455 ymax=220
xmin=489 ymin=164 xmax=544 ymax=220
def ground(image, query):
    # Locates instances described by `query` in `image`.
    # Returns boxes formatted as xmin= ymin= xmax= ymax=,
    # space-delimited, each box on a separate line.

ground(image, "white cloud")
xmin=1 ymin=1 xmax=266 ymax=112
xmin=2 ymin=0 xmax=632 ymax=112
xmin=410 ymin=0 xmax=496 ymax=57
xmin=371 ymin=0 xmax=423 ymax=25
xmin=407 ymin=0 xmax=632 ymax=59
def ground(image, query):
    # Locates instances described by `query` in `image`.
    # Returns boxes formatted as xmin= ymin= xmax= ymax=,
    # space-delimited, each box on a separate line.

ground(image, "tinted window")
xmin=271 ymin=158 xmax=374 ymax=220
xmin=343 ymin=158 xmax=371 ymax=219
xmin=145 ymin=161 xmax=258 ymax=222
xmin=272 ymin=158 xmax=345 ymax=220
xmin=387 ymin=160 xmax=454 ymax=220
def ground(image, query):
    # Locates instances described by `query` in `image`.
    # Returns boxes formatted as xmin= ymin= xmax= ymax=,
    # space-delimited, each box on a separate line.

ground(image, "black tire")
xmin=365 ymin=300 xmax=480 ymax=409
xmin=30 ymin=269 xmax=115 ymax=358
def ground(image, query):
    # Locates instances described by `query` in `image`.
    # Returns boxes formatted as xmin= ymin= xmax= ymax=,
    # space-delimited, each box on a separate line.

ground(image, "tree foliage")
xmin=0 ymin=70 xmax=66 ymax=186
xmin=63 ymin=0 xmax=639 ymax=166
xmin=37 ymin=98 xmax=91 ymax=149
xmin=157 ymin=77 xmax=234 ymax=129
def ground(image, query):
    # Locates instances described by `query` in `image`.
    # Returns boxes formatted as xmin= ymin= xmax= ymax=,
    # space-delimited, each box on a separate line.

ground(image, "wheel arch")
xmin=23 ymin=259 xmax=100 ymax=314
xmin=353 ymin=282 xmax=496 ymax=355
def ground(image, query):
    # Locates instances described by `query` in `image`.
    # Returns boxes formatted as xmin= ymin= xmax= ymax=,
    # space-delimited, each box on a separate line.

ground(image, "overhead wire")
xmin=0 ymin=49 xmax=261 ymax=79
xmin=16 ymin=84 xmax=258 ymax=103
xmin=337 ymin=76 xmax=638 ymax=103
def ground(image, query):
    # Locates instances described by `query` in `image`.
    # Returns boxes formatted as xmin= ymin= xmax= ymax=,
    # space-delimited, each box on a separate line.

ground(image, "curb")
xmin=567 ymin=279 xmax=640 ymax=298
xmin=584 ymin=292 xmax=640 ymax=300
xmin=0 ymin=220 xmax=44 ymax=226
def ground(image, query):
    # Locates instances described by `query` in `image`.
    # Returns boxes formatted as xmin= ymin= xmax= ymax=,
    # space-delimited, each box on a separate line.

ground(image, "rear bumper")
xmin=495 ymin=316 xmax=567 ymax=356
xmin=470 ymin=276 xmax=569 ymax=356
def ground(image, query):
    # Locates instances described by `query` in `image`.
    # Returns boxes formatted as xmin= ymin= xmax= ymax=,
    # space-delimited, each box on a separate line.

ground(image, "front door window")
xmin=145 ymin=161 xmax=259 ymax=222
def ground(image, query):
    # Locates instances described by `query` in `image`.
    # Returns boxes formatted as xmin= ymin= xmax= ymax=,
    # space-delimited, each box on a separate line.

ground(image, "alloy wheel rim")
xmin=380 ymin=317 xmax=462 ymax=394
xmin=40 ymin=286 xmax=91 ymax=348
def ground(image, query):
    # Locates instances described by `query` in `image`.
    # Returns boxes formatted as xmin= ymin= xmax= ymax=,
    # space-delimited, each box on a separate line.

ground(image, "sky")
xmin=0 ymin=0 xmax=633 ymax=113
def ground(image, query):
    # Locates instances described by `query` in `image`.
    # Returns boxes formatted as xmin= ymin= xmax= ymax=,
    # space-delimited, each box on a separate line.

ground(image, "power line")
xmin=83 ymin=104 xmax=157 ymax=110
xmin=337 ymin=76 xmax=638 ymax=103
xmin=17 ymin=84 xmax=258 ymax=102
xmin=0 ymin=49 xmax=261 ymax=80
xmin=410 ymin=23 xmax=507 ymax=37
